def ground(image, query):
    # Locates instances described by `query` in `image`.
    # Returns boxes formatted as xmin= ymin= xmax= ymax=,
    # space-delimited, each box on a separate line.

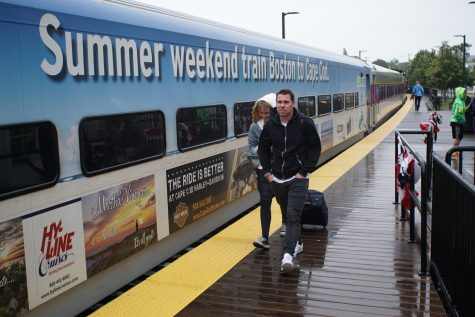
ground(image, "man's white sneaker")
xmin=279 ymin=224 xmax=287 ymax=237
xmin=293 ymin=242 xmax=303 ymax=257
xmin=280 ymin=253 xmax=294 ymax=273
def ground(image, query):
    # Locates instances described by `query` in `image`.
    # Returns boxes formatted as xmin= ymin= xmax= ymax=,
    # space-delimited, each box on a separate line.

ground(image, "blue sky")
xmin=136 ymin=0 xmax=475 ymax=63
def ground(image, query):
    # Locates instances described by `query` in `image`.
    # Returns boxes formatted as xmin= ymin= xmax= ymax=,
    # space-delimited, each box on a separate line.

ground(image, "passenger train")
xmin=0 ymin=0 xmax=405 ymax=315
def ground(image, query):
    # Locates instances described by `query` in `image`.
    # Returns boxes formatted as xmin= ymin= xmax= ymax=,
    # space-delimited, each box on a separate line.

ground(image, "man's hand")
xmin=265 ymin=173 xmax=274 ymax=183
xmin=295 ymin=173 xmax=305 ymax=179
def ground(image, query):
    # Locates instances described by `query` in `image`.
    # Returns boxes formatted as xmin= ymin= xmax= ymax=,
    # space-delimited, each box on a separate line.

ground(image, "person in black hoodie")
xmin=258 ymin=88 xmax=321 ymax=273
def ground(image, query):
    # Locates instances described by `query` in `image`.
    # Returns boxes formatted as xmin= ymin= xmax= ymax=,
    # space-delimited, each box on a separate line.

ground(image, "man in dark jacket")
xmin=258 ymin=88 xmax=321 ymax=273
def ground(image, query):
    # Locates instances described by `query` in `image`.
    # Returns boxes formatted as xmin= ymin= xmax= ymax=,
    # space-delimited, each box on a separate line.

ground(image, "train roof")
xmin=368 ymin=63 xmax=404 ymax=84
xmin=3 ymin=0 xmax=369 ymax=70
xmin=369 ymin=63 xmax=402 ymax=75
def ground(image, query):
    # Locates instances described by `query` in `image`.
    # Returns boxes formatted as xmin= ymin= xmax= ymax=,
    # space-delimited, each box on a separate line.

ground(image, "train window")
xmin=177 ymin=104 xmax=227 ymax=151
xmin=345 ymin=93 xmax=355 ymax=109
xmin=79 ymin=111 xmax=166 ymax=176
xmin=317 ymin=95 xmax=331 ymax=116
xmin=0 ymin=121 xmax=59 ymax=200
xmin=355 ymin=92 xmax=359 ymax=107
xmin=333 ymin=93 xmax=344 ymax=112
xmin=298 ymin=96 xmax=316 ymax=117
xmin=234 ymin=101 xmax=254 ymax=137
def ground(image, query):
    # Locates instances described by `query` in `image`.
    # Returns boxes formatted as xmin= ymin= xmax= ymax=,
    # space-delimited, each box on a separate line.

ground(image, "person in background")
xmin=248 ymin=94 xmax=286 ymax=249
xmin=469 ymin=97 xmax=475 ymax=134
xmin=412 ymin=80 xmax=424 ymax=111
xmin=258 ymin=89 xmax=321 ymax=273
xmin=450 ymin=87 xmax=470 ymax=159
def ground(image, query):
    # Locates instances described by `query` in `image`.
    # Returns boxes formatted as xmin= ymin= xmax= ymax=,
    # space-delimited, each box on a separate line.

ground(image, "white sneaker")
xmin=293 ymin=242 xmax=303 ymax=257
xmin=279 ymin=224 xmax=286 ymax=236
xmin=280 ymin=253 xmax=294 ymax=273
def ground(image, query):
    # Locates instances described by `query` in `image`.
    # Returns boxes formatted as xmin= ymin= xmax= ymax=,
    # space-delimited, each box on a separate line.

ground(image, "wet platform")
xmin=89 ymin=97 xmax=474 ymax=316
xmin=395 ymin=100 xmax=474 ymax=180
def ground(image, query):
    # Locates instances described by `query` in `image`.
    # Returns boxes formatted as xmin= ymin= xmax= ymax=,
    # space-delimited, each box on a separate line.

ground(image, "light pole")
xmin=454 ymin=34 xmax=466 ymax=83
xmin=282 ymin=11 xmax=299 ymax=39
xmin=358 ymin=50 xmax=366 ymax=59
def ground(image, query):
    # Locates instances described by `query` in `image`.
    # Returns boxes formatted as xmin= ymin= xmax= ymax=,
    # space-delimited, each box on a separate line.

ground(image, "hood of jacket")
xmin=451 ymin=87 xmax=467 ymax=124
xmin=258 ymin=93 xmax=276 ymax=108
xmin=455 ymin=87 xmax=466 ymax=100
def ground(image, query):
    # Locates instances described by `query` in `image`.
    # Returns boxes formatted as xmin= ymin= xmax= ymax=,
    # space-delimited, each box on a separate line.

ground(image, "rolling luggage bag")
xmin=301 ymin=189 xmax=328 ymax=228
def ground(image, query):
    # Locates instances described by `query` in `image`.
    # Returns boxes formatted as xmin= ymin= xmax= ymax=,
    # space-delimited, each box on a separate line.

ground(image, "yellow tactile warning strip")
xmin=91 ymin=97 xmax=412 ymax=317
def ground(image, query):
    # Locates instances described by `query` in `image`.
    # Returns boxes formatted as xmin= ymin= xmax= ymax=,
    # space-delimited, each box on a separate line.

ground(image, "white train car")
xmin=368 ymin=63 xmax=406 ymax=129
xmin=0 ymin=0 xmax=405 ymax=315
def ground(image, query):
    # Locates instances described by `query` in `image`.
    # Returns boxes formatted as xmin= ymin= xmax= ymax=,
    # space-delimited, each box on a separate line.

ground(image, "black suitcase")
xmin=301 ymin=189 xmax=328 ymax=228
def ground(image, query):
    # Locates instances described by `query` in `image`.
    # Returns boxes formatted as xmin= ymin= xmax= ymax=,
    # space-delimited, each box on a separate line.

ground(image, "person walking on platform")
xmin=450 ymin=87 xmax=470 ymax=159
xmin=412 ymin=80 xmax=424 ymax=111
xmin=258 ymin=89 xmax=321 ymax=273
xmin=248 ymin=94 xmax=286 ymax=250
xmin=469 ymin=98 xmax=475 ymax=134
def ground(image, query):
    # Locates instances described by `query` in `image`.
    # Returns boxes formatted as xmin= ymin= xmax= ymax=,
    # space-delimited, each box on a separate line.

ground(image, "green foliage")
xmin=370 ymin=58 xmax=409 ymax=74
xmin=406 ymin=42 xmax=474 ymax=91
xmin=372 ymin=59 xmax=388 ymax=68
xmin=389 ymin=59 xmax=410 ymax=73
xmin=373 ymin=42 xmax=474 ymax=96
xmin=408 ymin=50 xmax=437 ymax=87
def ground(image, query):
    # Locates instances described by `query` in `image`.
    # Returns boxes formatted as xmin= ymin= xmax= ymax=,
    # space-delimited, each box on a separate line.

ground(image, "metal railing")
xmin=394 ymin=136 xmax=475 ymax=316
xmin=394 ymin=129 xmax=433 ymax=276
xmin=444 ymin=145 xmax=475 ymax=184
xmin=431 ymin=153 xmax=475 ymax=317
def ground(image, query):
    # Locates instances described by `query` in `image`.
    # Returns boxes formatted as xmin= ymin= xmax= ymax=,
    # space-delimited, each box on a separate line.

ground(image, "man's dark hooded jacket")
xmin=258 ymin=107 xmax=321 ymax=180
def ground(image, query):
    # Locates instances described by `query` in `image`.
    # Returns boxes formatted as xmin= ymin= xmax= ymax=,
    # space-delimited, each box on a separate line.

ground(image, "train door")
xmin=365 ymin=74 xmax=373 ymax=131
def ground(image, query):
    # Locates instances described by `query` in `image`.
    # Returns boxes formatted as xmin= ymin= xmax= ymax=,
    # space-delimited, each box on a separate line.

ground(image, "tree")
xmin=372 ymin=41 xmax=474 ymax=98
xmin=433 ymin=43 xmax=461 ymax=93
xmin=372 ymin=59 xmax=388 ymax=68
xmin=407 ymin=50 xmax=436 ymax=88
xmin=406 ymin=41 xmax=474 ymax=99
xmin=388 ymin=59 xmax=409 ymax=74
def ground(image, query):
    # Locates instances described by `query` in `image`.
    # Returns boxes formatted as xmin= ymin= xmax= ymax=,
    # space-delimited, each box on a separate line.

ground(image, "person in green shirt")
xmin=450 ymin=87 xmax=470 ymax=159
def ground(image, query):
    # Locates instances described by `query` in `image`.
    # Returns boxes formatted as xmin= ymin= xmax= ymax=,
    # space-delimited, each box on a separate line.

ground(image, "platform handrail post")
xmin=419 ymin=129 xmax=432 ymax=276
xmin=426 ymin=128 xmax=433 ymax=202
xmin=394 ymin=132 xmax=399 ymax=204
xmin=445 ymin=145 xmax=475 ymax=184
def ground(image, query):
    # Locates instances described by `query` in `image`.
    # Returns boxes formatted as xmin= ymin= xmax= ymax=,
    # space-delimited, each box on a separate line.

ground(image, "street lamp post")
xmin=454 ymin=34 xmax=466 ymax=83
xmin=282 ymin=11 xmax=299 ymax=39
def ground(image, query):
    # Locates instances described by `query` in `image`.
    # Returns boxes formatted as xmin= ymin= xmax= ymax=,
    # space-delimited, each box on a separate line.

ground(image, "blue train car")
xmin=0 ymin=0 xmax=405 ymax=315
